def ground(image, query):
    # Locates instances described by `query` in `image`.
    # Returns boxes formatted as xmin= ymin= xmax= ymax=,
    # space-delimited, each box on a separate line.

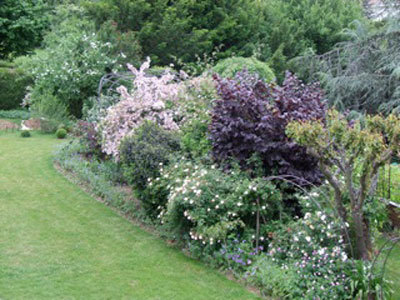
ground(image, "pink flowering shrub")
xmin=99 ymin=58 xmax=185 ymax=158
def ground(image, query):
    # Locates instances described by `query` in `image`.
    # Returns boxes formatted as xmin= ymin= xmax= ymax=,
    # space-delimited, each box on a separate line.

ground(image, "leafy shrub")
xmin=210 ymin=70 xmax=326 ymax=185
xmin=100 ymin=58 xmax=184 ymax=158
xmin=30 ymin=93 xmax=70 ymax=133
xmin=151 ymin=158 xmax=282 ymax=243
xmin=213 ymin=57 xmax=275 ymax=82
xmin=176 ymin=75 xmax=216 ymax=158
xmin=119 ymin=121 xmax=180 ymax=201
xmin=0 ymin=109 xmax=30 ymax=120
xmin=264 ymin=194 xmax=353 ymax=299
xmin=56 ymin=128 xmax=67 ymax=139
xmin=74 ymin=121 xmax=103 ymax=158
xmin=250 ymin=257 xmax=301 ymax=298
xmin=20 ymin=130 xmax=31 ymax=138
xmin=0 ymin=62 xmax=31 ymax=110
xmin=180 ymin=119 xmax=211 ymax=159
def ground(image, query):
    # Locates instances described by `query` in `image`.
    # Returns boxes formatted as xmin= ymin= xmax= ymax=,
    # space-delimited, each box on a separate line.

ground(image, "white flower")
xmin=305 ymin=236 xmax=311 ymax=242
xmin=304 ymin=212 xmax=311 ymax=220
xmin=341 ymin=253 xmax=348 ymax=261
xmin=237 ymin=202 xmax=243 ymax=207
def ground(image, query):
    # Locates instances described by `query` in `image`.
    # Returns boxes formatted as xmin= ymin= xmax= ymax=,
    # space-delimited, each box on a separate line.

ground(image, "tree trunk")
xmin=352 ymin=209 xmax=370 ymax=260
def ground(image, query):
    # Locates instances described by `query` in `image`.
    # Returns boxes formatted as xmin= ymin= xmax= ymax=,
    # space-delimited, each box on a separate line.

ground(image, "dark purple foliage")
xmin=209 ymin=70 xmax=326 ymax=185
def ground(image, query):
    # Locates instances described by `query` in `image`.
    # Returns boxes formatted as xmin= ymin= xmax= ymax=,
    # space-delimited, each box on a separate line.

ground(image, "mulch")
xmin=22 ymin=118 xmax=41 ymax=130
xmin=0 ymin=120 xmax=19 ymax=130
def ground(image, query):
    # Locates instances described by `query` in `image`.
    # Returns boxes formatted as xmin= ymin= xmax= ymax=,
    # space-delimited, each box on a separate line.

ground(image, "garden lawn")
xmin=0 ymin=131 xmax=259 ymax=300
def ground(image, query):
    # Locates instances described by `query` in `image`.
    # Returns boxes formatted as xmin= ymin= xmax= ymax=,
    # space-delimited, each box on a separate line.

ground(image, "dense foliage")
xmin=213 ymin=56 xmax=275 ymax=81
xmin=210 ymin=71 xmax=326 ymax=185
xmin=0 ymin=0 xmax=50 ymax=59
xmin=153 ymin=159 xmax=282 ymax=240
xmin=83 ymin=0 xmax=268 ymax=66
xmin=257 ymin=0 xmax=364 ymax=75
xmin=0 ymin=109 xmax=30 ymax=120
xmin=0 ymin=61 xmax=31 ymax=110
xmin=119 ymin=122 xmax=180 ymax=215
xmin=56 ymin=128 xmax=67 ymax=139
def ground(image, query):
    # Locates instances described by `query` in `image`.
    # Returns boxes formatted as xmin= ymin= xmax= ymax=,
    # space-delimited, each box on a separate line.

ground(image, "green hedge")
xmin=0 ymin=61 xmax=31 ymax=110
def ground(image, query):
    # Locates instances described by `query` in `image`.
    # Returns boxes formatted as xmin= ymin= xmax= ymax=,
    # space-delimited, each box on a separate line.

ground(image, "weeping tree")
xmin=287 ymin=110 xmax=400 ymax=260
xmin=292 ymin=17 xmax=400 ymax=115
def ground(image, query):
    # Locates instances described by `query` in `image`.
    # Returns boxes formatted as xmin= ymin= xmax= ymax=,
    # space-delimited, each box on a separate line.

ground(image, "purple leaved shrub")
xmin=209 ymin=70 xmax=326 ymax=185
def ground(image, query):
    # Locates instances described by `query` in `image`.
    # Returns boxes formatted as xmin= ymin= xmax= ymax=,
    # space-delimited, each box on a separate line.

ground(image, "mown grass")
xmin=378 ymin=235 xmax=400 ymax=299
xmin=0 ymin=131 xmax=259 ymax=299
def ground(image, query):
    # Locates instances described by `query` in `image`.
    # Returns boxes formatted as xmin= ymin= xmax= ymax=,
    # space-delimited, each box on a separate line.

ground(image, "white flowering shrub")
xmin=146 ymin=158 xmax=282 ymax=243
xmin=22 ymin=7 xmax=123 ymax=117
xmin=99 ymin=58 xmax=186 ymax=158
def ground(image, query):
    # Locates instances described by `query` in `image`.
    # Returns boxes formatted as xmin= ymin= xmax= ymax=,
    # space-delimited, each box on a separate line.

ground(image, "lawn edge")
xmin=53 ymin=162 xmax=264 ymax=299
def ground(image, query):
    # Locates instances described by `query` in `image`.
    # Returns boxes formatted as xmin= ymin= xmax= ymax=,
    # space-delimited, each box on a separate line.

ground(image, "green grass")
xmin=378 ymin=164 xmax=400 ymax=204
xmin=379 ymin=236 xmax=400 ymax=299
xmin=0 ymin=131 xmax=259 ymax=299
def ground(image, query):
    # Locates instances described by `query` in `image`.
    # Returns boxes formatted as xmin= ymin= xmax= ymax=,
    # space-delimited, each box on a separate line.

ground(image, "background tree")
xmin=256 ymin=0 xmax=364 ymax=77
xmin=0 ymin=0 xmax=51 ymax=59
xmin=293 ymin=17 xmax=400 ymax=115
xmin=83 ymin=0 xmax=268 ymax=66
